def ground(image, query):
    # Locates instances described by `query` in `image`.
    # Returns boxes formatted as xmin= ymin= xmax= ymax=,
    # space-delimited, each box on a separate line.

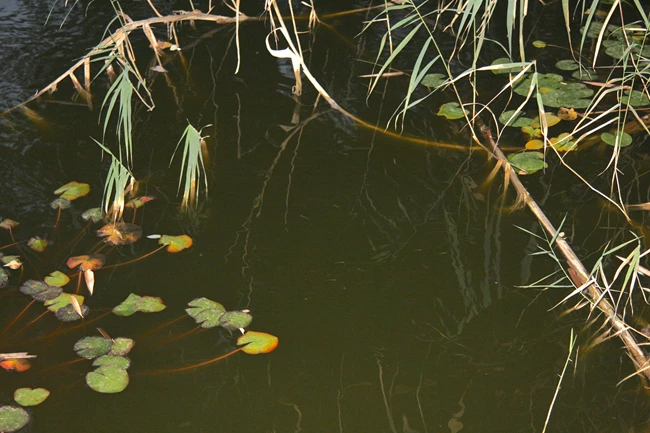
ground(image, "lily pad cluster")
xmin=0 ymin=388 xmax=50 ymax=432
xmin=186 ymin=298 xmax=252 ymax=333
xmin=20 ymin=280 xmax=88 ymax=322
xmin=74 ymin=335 xmax=135 ymax=393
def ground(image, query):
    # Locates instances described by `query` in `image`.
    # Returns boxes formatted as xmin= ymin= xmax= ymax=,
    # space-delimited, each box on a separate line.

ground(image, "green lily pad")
xmin=27 ymin=237 xmax=48 ymax=252
xmin=219 ymin=311 xmax=253 ymax=332
xmin=514 ymin=73 xmax=563 ymax=96
xmin=44 ymin=293 xmax=84 ymax=312
xmin=86 ymin=365 xmax=129 ymax=394
xmin=93 ymin=355 xmax=131 ymax=370
xmin=437 ymin=102 xmax=467 ymax=120
xmin=0 ymin=268 xmax=8 ymax=289
xmin=1 ymin=255 xmax=20 ymax=265
xmin=580 ymin=21 xmax=617 ymax=39
xmin=186 ymin=298 xmax=226 ymax=328
xmin=74 ymin=336 xmax=112 ymax=359
xmin=555 ymin=60 xmax=580 ymax=71
xmin=54 ymin=181 xmax=90 ymax=201
xmin=44 ymin=271 xmax=70 ymax=287
xmin=621 ymin=90 xmax=650 ymax=107
xmin=0 ymin=406 xmax=29 ymax=432
xmin=507 ymin=151 xmax=548 ymax=175
xmin=420 ymin=73 xmax=446 ymax=88
xmin=55 ymin=304 xmax=89 ymax=322
xmin=81 ymin=208 xmax=104 ymax=223
xmin=490 ymin=57 xmax=524 ymax=74
xmin=521 ymin=125 xmax=542 ymax=140
xmin=532 ymin=40 xmax=546 ymax=48
xmin=571 ymin=68 xmax=597 ymax=80
xmin=20 ymin=280 xmax=62 ymax=302
xmin=499 ymin=110 xmax=533 ymax=127
xmin=601 ymin=131 xmax=633 ymax=147
xmin=125 ymin=196 xmax=155 ymax=209
xmin=237 ymin=331 xmax=279 ymax=354
xmin=50 ymin=198 xmax=71 ymax=210
xmin=13 ymin=388 xmax=50 ymax=407
xmin=109 ymin=338 xmax=135 ymax=356
xmin=112 ymin=293 xmax=166 ymax=316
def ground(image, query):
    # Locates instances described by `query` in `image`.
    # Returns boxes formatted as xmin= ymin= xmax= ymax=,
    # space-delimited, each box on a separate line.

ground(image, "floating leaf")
xmin=20 ymin=280 xmax=62 ymax=302
xmin=13 ymin=388 xmax=50 ymax=407
xmin=532 ymin=40 xmax=546 ymax=48
xmin=219 ymin=310 xmax=253 ymax=332
xmin=0 ymin=406 xmax=29 ymax=432
xmin=621 ymin=90 xmax=650 ymax=107
xmin=44 ymin=293 xmax=84 ymax=312
xmin=437 ymin=102 xmax=467 ymax=120
xmin=555 ymin=60 xmax=580 ymax=71
xmin=93 ymin=355 xmax=130 ymax=370
xmin=186 ymin=298 xmax=226 ymax=328
xmin=237 ymin=331 xmax=279 ymax=355
xmin=113 ymin=293 xmax=166 ymax=316
xmin=557 ymin=107 xmax=578 ymax=121
xmin=50 ymin=198 xmax=71 ymax=210
xmin=86 ymin=365 xmax=129 ymax=393
xmin=531 ymin=112 xmax=561 ymax=128
xmin=81 ymin=208 xmax=104 ymax=223
xmin=44 ymin=271 xmax=70 ymax=287
xmin=601 ymin=131 xmax=633 ymax=147
xmin=525 ymin=139 xmax=544 ymax=150
xmin=126 ymin=196 xmax=155 ymax=209
xmin=55 ymin=304 xmax=90 ymax=322
xmin=490 ymin=57 xmax=524 ymax=74
xmin=571 ymin=69 xmax=597 ymax=80
xmin=513 ymin=73 xmax=563 ymax=96
xmin=0 ymin=219 xmax=19 ymax=230
xmin=507 ymin=152 xmax=548 ymax=175
xmin=0 ymin=268 xmax=7 ymax=289
xmin=109 ymin=338 xmax=135 ymax=356
xmin=54 ymin=181 xmax=90 ymax=201
xmin=27 ymin=237 xmax=48 ymax=252
xmin=97 ymin=222 xmax=143 ymax=245
xmin=0 ymin=359 xmax=31 ymax=372
xmin=74 ymin=336 xmax=112 ymax=359
xmin=499 ymin=110 xmax=533 ymax=127
xmin=66 ymin=254 xmax=105 ymax=271
xmin=420 ymin=73 xmax=446 ymax=88
xmin=70 ymin=295 xmax=85 ymax=318
xmin=550 ymin=133 xmax=576 ymax=152
xmin=521 ymin=125 xmax=542 ymax=140
xmin=158 ymin=234 xmax=193 ymax=253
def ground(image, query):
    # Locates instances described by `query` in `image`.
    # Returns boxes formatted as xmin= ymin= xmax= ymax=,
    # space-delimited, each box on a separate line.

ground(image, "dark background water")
xmin=1 ymin=1 xmax=649 ymax=432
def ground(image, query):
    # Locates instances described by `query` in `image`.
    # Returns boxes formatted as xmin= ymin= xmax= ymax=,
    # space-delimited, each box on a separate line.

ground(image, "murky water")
xmin=1 ymin=1 xmax=649 ymax=432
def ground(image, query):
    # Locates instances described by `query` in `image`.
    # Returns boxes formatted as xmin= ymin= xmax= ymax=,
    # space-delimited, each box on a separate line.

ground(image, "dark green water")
xmin=1 ymin=1 xmax=649 ymax=432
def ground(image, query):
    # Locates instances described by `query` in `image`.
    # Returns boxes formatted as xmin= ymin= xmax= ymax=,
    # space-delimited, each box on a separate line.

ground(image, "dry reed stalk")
xmin=476 ymin=118 xmax=650 ymax=382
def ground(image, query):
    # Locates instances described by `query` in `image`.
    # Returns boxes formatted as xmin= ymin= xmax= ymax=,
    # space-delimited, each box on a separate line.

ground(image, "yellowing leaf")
xmin=558 ymin=107 xmax=578 ymax=121
xmin=237 ymin=331 xmax=279 ymax=354
xmin=70 ymin=295 xmax=85 ymax=318
xmin=0 ymin=218 xmax=19 ymax=230
xmin=525 ymin=139 xmax=544 ymax=150
xmin=28 ymin=237 xmax=49 ymax=252
xmin=159 ymin=235 xmax=193 ymax=253
xmin=54 ymin=181 xmax=90 ymax=201
xmin=44 ymin=271 xmax=70 ymax=287
xmin=531 ymin=112 xmax=561 ymax=128
xmin=84 ymin=269 xmax=95 ymax=295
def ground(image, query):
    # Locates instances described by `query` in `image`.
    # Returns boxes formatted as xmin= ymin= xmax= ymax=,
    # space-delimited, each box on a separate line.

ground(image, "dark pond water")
xmin=1 ymin=1 xmax=650 ymax=432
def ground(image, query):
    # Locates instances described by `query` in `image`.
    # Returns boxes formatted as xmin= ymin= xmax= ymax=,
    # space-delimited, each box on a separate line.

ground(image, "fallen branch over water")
xmin=475 ymin=118 xmax=650 ymax=382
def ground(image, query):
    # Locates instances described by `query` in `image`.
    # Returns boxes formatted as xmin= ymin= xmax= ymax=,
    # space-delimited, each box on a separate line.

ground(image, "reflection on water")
xmin=1 ymin=2 xmax=650 ymax=433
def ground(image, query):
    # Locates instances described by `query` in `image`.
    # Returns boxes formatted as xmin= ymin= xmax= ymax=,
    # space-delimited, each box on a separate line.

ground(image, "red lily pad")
xmin=237 ymin=331 xmax=279 ymax=355
xmin=0 ymin=359 xmax=31 ymax=372
xmin=97 ymin=222 xmax=143 ymax=245
xmin=27 ymin=237 xmax=49 ymax=252
xmin=66 ymin=254 xmax=105 ymax=271
xmin=54 ymin=181 xmax=90 ymax=201
xmin=159 ymin=234 xmax=193 ymax=253
xmin=44 ymin=271 xmax=70 ymax=287
xmin=125 ymin=196 xmax=155 ymax=209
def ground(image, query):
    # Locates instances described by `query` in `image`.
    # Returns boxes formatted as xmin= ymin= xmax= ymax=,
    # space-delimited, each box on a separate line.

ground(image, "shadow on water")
xmin=1 ymin=1 xmax=650 ymax=432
